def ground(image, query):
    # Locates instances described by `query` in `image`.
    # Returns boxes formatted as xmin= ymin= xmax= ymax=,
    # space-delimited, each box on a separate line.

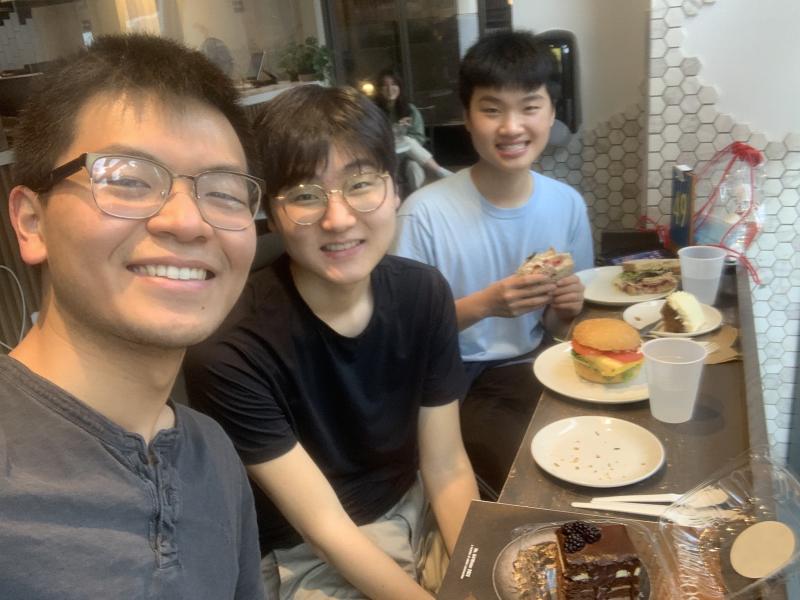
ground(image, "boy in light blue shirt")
xmin=393 ymin=30 xmax=593 ymax=497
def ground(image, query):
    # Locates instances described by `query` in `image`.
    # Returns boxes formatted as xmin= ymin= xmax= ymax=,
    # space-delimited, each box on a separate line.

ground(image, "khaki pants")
xmin=261 ymin=476 xmax=447 ymax=599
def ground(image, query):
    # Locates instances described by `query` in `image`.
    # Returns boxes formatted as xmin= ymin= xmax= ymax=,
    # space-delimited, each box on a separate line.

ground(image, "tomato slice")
xmin=571 ymin=340 xmax=603 ymax=356
xmin=607 ymin=350 xmax=644 ymax=363
xmin=571 ymin=340 xmax=642 ymax=363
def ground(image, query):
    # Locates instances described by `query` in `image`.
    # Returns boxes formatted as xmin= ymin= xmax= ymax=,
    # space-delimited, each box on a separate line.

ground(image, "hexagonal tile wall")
xmin=535 ymin=103 xmax=645 ymax=250
xmin=647 ymin=0 xmax=799 ymax=463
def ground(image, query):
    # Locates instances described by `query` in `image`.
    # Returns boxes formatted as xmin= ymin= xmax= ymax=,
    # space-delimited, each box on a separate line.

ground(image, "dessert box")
xmin=438 ymin=453 xmax=800 ymax=599
xmin=658 ymin=452 xmax=800 ymax=599
xmin=437 ymin=502 xmax=676 ymax=599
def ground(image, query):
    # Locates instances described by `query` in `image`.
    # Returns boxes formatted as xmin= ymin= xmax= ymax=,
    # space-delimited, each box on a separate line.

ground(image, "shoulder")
xmin=175 ymin=404 xmax=240 ymax=458
xmin=533 ymin=171 xmax=586 ymax=206
xmin=377 ymin=254 xmax=445 ymax=282
xmin=186 ymin=259 xmax=293 ymax=363
xmin=399 ymin=169 xmax=474 ymax=217
xmin=376 ymin=256 xmax=452 ymax=295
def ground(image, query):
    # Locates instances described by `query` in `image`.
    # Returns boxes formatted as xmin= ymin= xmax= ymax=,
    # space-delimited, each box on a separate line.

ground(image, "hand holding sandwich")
xmin=455 ymin=248 xmax=582 ymax=330
xmin=519 ymin=247 xmax=584 ymax=319
xmin=548 ymin=274 xmax=585 ymax=318
xmin=456 ymin=272 xmax=556 ymax=329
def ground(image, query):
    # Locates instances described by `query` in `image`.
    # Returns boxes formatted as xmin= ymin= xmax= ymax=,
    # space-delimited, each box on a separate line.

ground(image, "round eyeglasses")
xmin=274 ymin=171 xmax=391 ymax=226
xmin=36 ymin=153 xmax=264 ymax=231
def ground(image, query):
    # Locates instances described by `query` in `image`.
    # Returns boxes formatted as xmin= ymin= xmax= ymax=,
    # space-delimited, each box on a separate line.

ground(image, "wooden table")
xmin=498 ymin=265 xmax=768 ymax=511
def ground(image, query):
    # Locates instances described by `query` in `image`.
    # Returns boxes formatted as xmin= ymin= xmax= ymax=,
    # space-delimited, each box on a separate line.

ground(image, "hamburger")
xmin=517 ymin=248 xmax=574 ymax=280
xmin=613 ymin=259 xmax=680 ymax=295
xmin=571 ymin=318 xmax=644 ymax=383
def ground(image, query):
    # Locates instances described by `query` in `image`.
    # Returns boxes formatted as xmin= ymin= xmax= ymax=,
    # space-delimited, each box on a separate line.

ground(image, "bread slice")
xmin=517 ymin=248 xmax=574 ymax=280
xmin=613 ymin=271 xmax=678 ymax=295
xmin=621 ymin=258 xmax=681 ymax=275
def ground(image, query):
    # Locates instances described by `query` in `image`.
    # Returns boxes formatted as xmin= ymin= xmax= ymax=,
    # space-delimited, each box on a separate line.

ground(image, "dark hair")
xmin=253 ymin=85 xmax=396 ymax=204
xmin=13 ymin=34 xmax=257 ymax=192
xmin=459 ymin=30 xmax=561 ymax=109
xmin=373 ymin=69 xmax=411 ymax=121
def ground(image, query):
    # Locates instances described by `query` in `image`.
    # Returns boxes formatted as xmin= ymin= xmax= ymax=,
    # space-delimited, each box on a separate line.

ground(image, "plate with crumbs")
xmin=623 ymin=299 xmax=723 ymax=337
xmin=492 ymin=521 xmax=652 ymax=600
xmin=531 ymin=416 xmax=665 ymax=488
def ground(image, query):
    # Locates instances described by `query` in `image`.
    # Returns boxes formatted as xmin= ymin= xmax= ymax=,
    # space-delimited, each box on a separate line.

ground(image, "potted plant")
xmin=278 ymin=37 xmax=333 ymax=83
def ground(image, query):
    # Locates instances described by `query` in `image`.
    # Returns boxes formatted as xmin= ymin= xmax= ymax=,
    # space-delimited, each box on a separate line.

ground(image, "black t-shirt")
xmin=184 ymin=254 xmax=465 ymax=552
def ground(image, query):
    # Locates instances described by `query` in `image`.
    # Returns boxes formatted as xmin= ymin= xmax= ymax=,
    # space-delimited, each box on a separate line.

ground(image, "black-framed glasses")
xmin=37 ymin=153 xmax=264 ymax=231
xmin=274 ymin=171 xmax=391 ymax=226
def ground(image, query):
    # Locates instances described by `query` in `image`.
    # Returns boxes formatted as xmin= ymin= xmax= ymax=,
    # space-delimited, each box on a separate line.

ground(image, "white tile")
xmin=765 ymin=142 xmax=788 ymax=161
xmin=680 ymin=56 xmax=701 ymax=76
xmin=664 ymin=86 xmax=683 ymax=105
xmin=665 ymin=7 xmax=684 ymax=27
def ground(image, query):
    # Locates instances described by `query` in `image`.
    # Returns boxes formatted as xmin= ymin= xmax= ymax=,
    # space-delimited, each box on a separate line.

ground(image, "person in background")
xmin=392 ymin=30 xmax=593 ymax=499
xmin=374 ymin=69 xmax=452 ymax=190
xmin=184 ymin=84 xmax=478 ymax=600
xmin=1 ymin=34 xmax=264 ymax=599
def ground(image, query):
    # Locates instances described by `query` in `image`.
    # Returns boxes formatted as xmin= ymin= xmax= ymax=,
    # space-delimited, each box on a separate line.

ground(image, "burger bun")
xmin=572 ymin=318 xmax=641 ymax=351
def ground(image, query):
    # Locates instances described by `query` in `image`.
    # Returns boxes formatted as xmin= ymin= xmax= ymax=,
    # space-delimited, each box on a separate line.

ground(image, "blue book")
xmin=669 ymin=165 xmax=695 ymax=250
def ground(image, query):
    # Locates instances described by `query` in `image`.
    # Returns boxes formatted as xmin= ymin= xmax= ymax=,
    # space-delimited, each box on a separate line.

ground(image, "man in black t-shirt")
xmin=184 ymin=85 xmax=478 ymax=600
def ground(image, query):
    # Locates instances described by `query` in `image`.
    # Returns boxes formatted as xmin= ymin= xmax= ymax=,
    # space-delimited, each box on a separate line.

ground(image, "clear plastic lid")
xmin=658 ymin=451 xmax=800 ymax=599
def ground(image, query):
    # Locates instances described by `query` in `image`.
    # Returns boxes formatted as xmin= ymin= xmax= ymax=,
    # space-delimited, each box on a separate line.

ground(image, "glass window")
xmin=0 ymin=0 xmax=324 ymax=85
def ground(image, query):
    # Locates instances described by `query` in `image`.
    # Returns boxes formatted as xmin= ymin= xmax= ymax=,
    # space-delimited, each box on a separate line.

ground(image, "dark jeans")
xmin=460 ymin=346 xmax=548 ymax=500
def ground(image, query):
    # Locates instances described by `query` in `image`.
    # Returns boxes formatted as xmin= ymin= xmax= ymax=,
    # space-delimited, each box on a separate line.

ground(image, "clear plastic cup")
xmin=678 ymin=245 xmax=727 ymax=305
xmin=642 ymin=338 xmax=707 ymax=423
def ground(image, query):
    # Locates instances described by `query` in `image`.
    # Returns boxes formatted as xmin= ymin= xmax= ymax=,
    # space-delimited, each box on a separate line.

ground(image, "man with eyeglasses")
xmin=184 ymin=85 xmax=478 ymax=600
xmin=1 ymin=35 xmax=264 ymax=598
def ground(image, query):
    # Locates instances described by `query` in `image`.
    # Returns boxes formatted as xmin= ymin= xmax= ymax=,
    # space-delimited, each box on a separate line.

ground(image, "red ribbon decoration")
xmin=636 ymin=215 xmax=671 ymax=248
xmin=691 ymin=142 xmax=763 ymax=285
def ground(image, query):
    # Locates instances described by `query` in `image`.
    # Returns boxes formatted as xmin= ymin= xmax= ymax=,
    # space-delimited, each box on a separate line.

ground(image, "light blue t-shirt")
xmin=392 ymin=168 xmax=594 ymax=363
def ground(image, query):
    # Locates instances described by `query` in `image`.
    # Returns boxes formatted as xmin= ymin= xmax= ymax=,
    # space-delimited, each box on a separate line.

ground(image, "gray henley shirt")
xmin=0 ymin=355 xmax=264 ymax=599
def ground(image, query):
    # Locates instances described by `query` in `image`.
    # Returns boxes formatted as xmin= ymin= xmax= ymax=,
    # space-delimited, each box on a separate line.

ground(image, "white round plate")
xmin=622 ymin=299 xmax=723 ymax=337
xmin=577 ymin=266 xmax=676 ymax=306
xmin=533 ymin=342 xmax=648 ymax=404
xmin=531 ymin=416 xmax=666 ymax=488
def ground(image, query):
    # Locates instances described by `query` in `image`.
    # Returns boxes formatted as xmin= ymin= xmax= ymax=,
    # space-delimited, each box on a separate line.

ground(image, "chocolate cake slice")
xmin=555 ymin=522 xmax=642 ymax=599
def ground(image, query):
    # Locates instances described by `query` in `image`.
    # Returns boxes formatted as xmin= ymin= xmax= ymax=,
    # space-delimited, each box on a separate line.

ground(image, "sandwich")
xmin=661 ymin=291 xmax=705 ymax=333
xmin=571 ymin=318 xmax=644 ymax=384
xmin=517 ymin=248 xmax=574 ymax=280
xmin=613 ymin=258 xmax=680 ymax=295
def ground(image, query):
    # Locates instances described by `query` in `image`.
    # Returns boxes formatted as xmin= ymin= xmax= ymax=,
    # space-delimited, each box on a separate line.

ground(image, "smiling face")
xmin=270 ymin=145 xmax=399 ymax=291
xmin=465 ymin=85 xmax=556 ymax=174
xmin=15 ymin=92 xmax=256 ymax=349
xmin=380 ymin=76 xmax=401 ymax=102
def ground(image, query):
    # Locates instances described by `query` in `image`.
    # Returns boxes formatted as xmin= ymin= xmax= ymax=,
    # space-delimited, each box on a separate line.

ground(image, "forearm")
xmin=455 ymin=291 xmax=490 ymax=331
xmin=248 ymin=449 xmax=431 ymax=600
xmin=542 ymin=304 xmax=574 ymax=339
xmin=422 ymin=461 xmax=478 ymax=554
xmin=308 ymin=515 xmax=433 ymax=600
